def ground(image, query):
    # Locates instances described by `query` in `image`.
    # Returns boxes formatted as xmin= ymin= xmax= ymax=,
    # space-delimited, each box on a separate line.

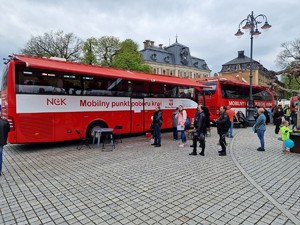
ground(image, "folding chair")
xmin=113 ymin=125 xmax=123 ymax=144
xmin=75 ymin=129 xmax=91 ymax=150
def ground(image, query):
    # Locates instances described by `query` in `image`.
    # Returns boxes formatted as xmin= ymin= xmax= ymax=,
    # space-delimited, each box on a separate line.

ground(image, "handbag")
xmin=177 ymin=125 xmax=184 ymax=131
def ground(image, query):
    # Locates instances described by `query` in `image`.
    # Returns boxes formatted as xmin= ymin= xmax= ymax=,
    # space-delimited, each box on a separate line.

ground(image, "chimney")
xmin=143 ymin=40 xmax=151 ymax=49
xmin=238 ymin=51 xmax=245 ymax=58
xmin=150 ymin=41 xmax=154 ymax=47
xmin=159 ymin=44 xmax=163 ymax=49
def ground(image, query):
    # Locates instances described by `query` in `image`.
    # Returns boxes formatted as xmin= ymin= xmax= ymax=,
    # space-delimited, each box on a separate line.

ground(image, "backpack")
xmin=185 ymin=116 xmax=192 ymax=130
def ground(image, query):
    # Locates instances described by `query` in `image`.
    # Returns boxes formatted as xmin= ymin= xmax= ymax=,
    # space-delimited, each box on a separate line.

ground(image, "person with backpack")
xmin=216 ymin=106 xmax=230 ymax=156
xmin=189 ymin=105 xmax=206 ymax=156
xmin=151 ymin=106 xmax=163 ymax=147
xmin=202 ymin=105 xmax=211 ymax=137
xmin=253 ymin=108 xmax=266 ymax=151
xmin=175 ymin=105 xmax=187 ymax=147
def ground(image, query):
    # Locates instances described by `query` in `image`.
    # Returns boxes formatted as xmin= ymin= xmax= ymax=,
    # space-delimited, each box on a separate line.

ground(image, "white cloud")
xmin=1 ymin=0 xmax=299 ymax=75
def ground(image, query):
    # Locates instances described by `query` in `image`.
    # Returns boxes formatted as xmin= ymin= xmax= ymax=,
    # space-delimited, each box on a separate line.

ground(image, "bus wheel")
xmin=86 ymin=121 xmax=107 ymax=140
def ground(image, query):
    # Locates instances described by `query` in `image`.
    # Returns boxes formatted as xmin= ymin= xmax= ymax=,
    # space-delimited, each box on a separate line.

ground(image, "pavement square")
xmin=0 ymin=125 xmax=299 ymax=224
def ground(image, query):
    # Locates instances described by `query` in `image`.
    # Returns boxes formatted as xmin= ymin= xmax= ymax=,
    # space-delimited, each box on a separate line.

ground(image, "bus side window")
xmin=22 ymin=80 xmax=34 ymax=94
xmin=53 ymin=79 xmax=65 ymax=94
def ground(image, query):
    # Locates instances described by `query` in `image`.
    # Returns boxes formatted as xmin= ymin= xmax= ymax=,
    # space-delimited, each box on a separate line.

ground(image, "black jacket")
xmin=153 ymin=110 xmax=163 ymax=127
xmin=195 ymin=111 xmax=206 ymax=134
xmin=0 ymin=118 xmax=10 ymax=146
xmin=216 ymin=112 xmax=230 ymax=134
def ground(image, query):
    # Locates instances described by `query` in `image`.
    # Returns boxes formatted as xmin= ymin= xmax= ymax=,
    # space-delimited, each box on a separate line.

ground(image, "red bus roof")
xmin=12 ymin=54 xmax=208 ymax=89
xmin=196 ymin=76 xmax=269 ymax=90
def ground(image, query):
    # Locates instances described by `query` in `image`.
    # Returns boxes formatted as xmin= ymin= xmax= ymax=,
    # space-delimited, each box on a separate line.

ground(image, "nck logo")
xmin=46 ymin=98 xmax=67 ymax=106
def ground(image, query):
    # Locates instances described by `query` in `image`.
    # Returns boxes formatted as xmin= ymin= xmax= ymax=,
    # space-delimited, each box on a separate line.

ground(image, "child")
xmin=280 ymin=121 xmax=293 ymax=154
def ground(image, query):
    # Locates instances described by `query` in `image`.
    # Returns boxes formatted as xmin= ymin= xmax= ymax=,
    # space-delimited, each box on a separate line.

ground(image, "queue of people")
xmin=150 ymin=102 xmax=298 ymax=156
xmin=150 ymin=104 xmax=233 ymax=156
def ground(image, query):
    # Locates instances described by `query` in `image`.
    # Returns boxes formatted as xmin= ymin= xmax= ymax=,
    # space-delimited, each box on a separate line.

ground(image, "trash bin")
xmin=290 ymin=131 xmax=300 ymax=153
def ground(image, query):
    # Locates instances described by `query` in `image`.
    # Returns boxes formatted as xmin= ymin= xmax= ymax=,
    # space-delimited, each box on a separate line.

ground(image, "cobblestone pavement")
xmin=0 ymin=125 xmax=299 ymax=225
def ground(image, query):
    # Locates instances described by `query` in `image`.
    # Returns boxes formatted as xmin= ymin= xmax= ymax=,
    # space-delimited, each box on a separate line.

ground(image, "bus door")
xmin=130 ymin=98 xmax=144 ymax=133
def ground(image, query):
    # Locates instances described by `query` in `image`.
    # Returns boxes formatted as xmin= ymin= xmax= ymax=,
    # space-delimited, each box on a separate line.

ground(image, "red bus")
xmin=197 ymin=77 xmax=275 ymax=121
xmin=290 ymin=96 xmax=298 ymax=111
xmin=1 ymin=54 xmax=207 ymax=144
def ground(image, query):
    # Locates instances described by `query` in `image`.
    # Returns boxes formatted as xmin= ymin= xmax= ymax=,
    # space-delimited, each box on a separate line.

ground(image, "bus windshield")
xmin=221 ymin=83 xmax=272 ymax=101
xmin=199 ymin=81 xmax=217 ymax=94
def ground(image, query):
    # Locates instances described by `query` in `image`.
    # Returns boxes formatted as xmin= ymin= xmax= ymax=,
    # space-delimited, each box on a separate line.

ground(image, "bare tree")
xmin=269 ymin=38 xmax=300 ymax=94
xmin=269 ymin=38 xmax=300 ymax=129
xmin=21 ymin=30 xmax=83 ymax=61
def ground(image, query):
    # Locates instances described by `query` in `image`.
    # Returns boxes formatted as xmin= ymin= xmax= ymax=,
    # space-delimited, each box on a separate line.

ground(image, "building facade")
xmin=220 ymin=51 xmax=284 ymax=100
xmin=140 ymin=40 xmax=211 ymax=79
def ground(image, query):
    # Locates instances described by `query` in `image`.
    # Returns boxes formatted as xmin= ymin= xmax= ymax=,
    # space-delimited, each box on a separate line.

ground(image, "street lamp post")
xmin=235 ymin=11 xmax=271 ymax=126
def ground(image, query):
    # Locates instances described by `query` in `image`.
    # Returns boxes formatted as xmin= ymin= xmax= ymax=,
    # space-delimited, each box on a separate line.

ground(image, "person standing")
xmin=283 ymin=104 xmax=291 ymax=123
xmin=0 ymin=117 xmax=10 ymax=176
xmin=216 ymin=106 xmax=230 ymax=156
xmin=253 ymin=108 xmax=266 ymax=151
xmin=151 ymin=106 xmax=163 ymax=147
xmin=291 ymin=106 xmax=298 ymax=130
xmin=189 ymin=105 xmax=206 ymax=156
xmin=226 ymin=106 xmax=238 ymax=138
xmin=202 ymin=105 xmax=211 ymax=137
xmin=267 ymin=106 xmax=273 ymax=124
xmin=176 ymin=105 xmax=187 ymax=147
xmin=172 ymin=107 xmax=179 ymax=140
xmin=273 ymin=103 xmax=284 ymax=134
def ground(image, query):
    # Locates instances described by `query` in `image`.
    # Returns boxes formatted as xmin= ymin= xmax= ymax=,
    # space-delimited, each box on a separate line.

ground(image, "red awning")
xmin=13 ymin=55 xmax=209 ymax=89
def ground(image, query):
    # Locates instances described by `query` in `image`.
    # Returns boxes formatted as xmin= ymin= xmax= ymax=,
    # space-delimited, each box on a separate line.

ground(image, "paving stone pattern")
xmin=0 ymin=125 xmax=299 ymax=224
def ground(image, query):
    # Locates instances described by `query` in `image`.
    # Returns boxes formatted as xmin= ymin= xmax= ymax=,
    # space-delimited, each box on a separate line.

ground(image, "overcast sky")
xmin=1 ymin=0 xmax=299 ymax=76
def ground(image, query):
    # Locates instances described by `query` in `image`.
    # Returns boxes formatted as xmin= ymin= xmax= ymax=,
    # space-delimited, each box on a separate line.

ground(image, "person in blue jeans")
xmin=175 ymin=105 xmax=187 ymax=147
xmin=253 ymin=108 xmax=266 ymax=151
xmin=0 ymin=117 xmax=10 ymax=176
xmin=151 ymin=106 xmax=163 ymax=147
xmin=172 ymin=108 xmax=178 ymax=140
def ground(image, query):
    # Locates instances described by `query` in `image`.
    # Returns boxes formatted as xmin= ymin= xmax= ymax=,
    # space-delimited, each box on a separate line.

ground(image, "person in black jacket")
xmin=216 ymin=106 xmax=230 ymax=156
xmin=202 ymin=105 xmax=211 ymax=137
xmin=189 ymin=105 xmax=206 ymax=156
xmin=0 ymin=117 xmax=10 ymax=176
xmin=151 ymin=106 xmax=163 ymax=147
xmin=273 ymin=103 xmax=284 ymax=134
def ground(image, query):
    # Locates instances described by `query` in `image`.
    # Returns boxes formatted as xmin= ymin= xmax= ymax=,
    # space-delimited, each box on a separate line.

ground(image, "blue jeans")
xmin=227 ymin=121 xmax=234 ymax=137
xmin=173 ymin=127 xmax=178 ymax=140
xmin=179 ymin=130 xmax=186 ymax=143
xmin=257 ymin=129 xmax=265 ymax=149
xmin=0 ymin=145 xmax=3 ymax=172
xmin=153 ymin=124 xmax=161 ymax=145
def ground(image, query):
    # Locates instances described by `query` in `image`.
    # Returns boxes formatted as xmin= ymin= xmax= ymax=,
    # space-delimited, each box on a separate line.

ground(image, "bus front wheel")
xmin=86 ymin=121 xmax=107 ymax=140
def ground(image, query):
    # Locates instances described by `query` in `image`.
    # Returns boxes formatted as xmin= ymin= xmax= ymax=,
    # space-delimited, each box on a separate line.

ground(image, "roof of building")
xmin=222 ymin=50 xmax=259 ymax=65
xmin=140 ymin=40 xmax=210 ymax=71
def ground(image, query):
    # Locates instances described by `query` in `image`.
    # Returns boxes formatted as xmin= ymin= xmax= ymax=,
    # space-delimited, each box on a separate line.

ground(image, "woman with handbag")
xmin=253 ymin=108 xmax=267 ymax=151
xmin=175 ymin=105 xmax=187 ymax=147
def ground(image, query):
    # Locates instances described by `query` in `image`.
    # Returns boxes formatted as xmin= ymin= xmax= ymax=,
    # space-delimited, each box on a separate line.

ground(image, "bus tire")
xmin=86 ymin=121 xmax=107 ymax=140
